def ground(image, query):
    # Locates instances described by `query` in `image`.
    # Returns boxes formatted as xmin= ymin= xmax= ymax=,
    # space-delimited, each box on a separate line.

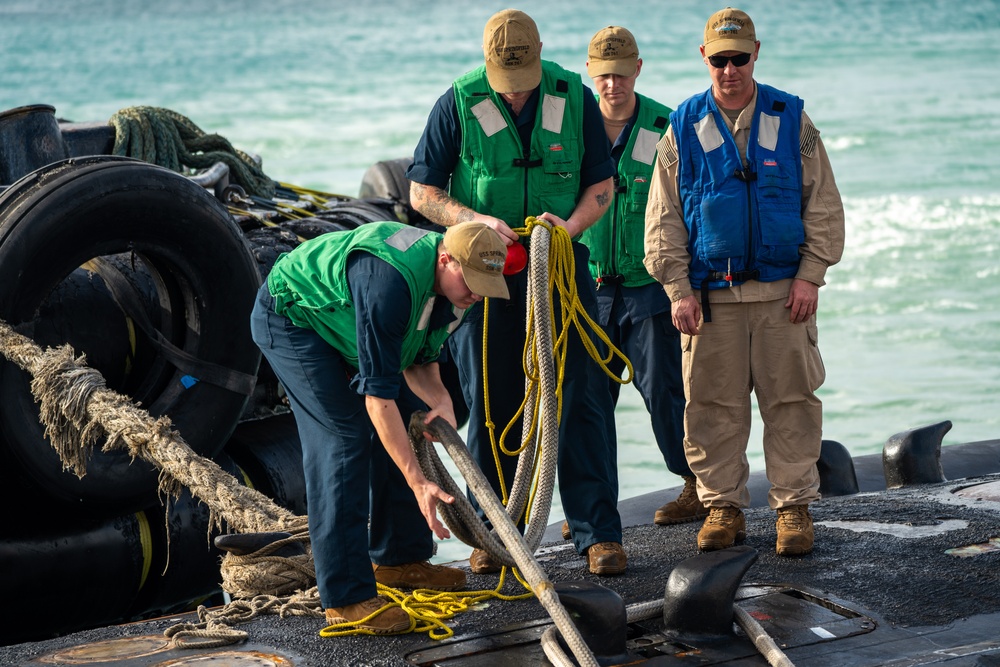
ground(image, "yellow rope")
xmin=537 ymin=217 xmax=633 ymax=386
xmin=226 ymin=206 xmax=309 ymax=245
xmin=319 ymin=570 xmax=534 ymax=640
xmin=480 ymin=217 xmax=633 ymax=521
xmin=273 ymin=202 xmax=319 ymax=219
xmin=277 ymin=181 xmax=353 ymax=205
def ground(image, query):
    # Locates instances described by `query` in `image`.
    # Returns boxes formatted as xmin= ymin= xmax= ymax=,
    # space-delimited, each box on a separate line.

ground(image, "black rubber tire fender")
xmin=0 ymin=156 xmax=262 ymax=509
xmin=315 ymin=198 xmax=401 ymax=228
xmin=357 ymin=156 xmax=413 ymax=203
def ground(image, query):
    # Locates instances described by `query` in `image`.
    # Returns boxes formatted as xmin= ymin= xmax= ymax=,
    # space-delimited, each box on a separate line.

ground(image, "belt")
xmin=597 ymin=274 xmax=625 ymax=290
xmin=700 ymin=269 xmax=760 ymax=323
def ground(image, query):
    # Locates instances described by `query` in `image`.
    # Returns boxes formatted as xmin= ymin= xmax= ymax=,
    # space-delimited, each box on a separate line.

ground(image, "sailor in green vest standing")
xmin=250 ymin=221 xmax=509 ymax=633
xmin=407 ymin=9 xmax=627 ymax=576
xmin=578 ymin=27 xmax=707 ymax=527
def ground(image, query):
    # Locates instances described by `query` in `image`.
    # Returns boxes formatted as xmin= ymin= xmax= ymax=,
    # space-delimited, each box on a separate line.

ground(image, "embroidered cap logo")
xmin=500 ymin=43 xmax=530 ymax=68
xmin=481 ymin=252 xmax=505 ymax=272
xmin=715 ymin=20 xmax=744 ymax=36
xmin=600 ymin=37 xmax=627 ymax=58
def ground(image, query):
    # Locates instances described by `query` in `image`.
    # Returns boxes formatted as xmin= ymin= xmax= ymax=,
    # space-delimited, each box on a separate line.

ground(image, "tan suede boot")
xmin=325 ymin=595 xmax=409 ymax=634
xmin=697 ymin=506 xmax=746 ymax=551
xmin=469 ymin=548 xmax=501 ymax=574
xmin=372 ymin=560 xmax=466 ymax=591
xmin=776 ymin=505 xmax=814 ymax=556
xmin=586 ymin=542 xmax=627 ymax=576
xmin=654 ymin=476 xmax=710 ymax=525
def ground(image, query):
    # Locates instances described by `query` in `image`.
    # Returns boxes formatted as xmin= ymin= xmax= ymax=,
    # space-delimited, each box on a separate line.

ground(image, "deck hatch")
xmin=735 ymin=585 xmax=876 ymax=647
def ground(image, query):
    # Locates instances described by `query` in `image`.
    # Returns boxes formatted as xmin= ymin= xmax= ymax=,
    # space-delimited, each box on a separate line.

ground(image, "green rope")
xmin=109 ymin=106 xmax=276 ymax=199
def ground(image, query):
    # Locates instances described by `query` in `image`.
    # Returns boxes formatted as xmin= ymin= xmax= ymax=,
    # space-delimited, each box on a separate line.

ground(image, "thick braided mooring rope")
xmin=109 ymin=105 xmax=276 ymax=198
xmin=0 ymin=320 xmax=301 ymax=535
xmin=0 ymin=320 xmax=315 ymax=647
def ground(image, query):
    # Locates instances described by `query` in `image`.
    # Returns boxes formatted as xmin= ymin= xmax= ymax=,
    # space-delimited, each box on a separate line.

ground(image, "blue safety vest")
xmin=673 ymin=83 xmax=804 ymax=290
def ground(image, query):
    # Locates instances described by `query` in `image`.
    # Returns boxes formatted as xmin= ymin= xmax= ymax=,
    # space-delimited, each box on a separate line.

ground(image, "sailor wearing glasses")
xmin=643 ymin=7 xmax=845 ymax=558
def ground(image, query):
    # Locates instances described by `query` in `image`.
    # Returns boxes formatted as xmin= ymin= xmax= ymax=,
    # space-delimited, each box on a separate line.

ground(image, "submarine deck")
xmin=4 ymin=454 xmax=1000 ymax=667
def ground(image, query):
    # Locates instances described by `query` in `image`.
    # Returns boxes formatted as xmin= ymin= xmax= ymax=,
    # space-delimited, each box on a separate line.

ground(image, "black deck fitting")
xmin=0 ymin=104 xmax=69 ymax=185
xmin=883 ymin=420 xmax=951 ymax=489
xmin=818 ymin=439 xmax=860 ymax=497
xmin=213 ymin=531 xmax=305 ymax=557
xmin=553 ymin=580 xmax=630 ymax=665
xmin=662 ymin=545 xmax=759 ymax=640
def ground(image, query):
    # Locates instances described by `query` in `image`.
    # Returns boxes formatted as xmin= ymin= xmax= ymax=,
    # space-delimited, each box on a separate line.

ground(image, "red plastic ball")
xmin=503 ymin=241 xmax=527 ymax=275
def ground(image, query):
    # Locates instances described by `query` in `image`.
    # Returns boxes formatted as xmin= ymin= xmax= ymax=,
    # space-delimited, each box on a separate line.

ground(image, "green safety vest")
xmin=581 ymin=93 xmax=672 ymax=287
xmin=267 ymin=222 xmax=463 ymax=370
xmin=450 ymin=60 xmax=585 ymax=227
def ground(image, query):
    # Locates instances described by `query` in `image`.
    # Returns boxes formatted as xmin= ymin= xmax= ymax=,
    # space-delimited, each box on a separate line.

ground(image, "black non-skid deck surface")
xmin=5 ymin=475 xmax=1000 ymax=667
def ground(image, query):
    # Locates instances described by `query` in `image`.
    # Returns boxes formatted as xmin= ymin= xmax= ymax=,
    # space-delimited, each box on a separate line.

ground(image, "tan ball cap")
xmin=704 ymin=7 xmax=756 ymax=57
xmin=587 ymin=26 xmax=639 ymax=78
xmin=483 ymin=9 xmax=542 ymax=94
xmin=444 ymin=222 xmax=510 ymax=300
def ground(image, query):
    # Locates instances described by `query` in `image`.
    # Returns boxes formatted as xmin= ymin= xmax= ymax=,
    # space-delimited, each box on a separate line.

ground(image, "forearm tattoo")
xmin=412 ymin=183 xmax=471 ymax=227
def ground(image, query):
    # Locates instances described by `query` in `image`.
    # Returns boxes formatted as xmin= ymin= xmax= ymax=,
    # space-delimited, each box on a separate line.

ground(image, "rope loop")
xmin=480 ymin=217 xmax=632 ymax=521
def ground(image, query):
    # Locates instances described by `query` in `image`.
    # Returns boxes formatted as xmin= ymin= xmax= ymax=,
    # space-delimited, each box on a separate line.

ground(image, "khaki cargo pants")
xmin=681 ymin=297 xmax=825 ymax=509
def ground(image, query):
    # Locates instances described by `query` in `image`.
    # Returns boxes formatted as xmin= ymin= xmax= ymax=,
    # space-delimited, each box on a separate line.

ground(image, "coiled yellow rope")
xmin=320 ymin=569 xmax=534 ymax=640
xmin=482 ymin=216 xmax=633 ymax=511
xmin=276 ymin=182 xmax=353 ymax=206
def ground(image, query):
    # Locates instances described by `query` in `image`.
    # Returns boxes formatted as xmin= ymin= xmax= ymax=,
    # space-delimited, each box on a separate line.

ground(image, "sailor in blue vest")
xmin=578 ymin=26 xmax=705 ymax=530
xmin=250 ymin=221 xmax=509 ymax=633
xmin=406 ymin=9 xmax=627 ymax=576
xmin=644 ymin=8 xmax=845 ymax=557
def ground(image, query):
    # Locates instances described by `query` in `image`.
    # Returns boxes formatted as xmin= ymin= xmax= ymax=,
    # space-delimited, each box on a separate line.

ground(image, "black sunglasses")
xmin=708 ymin=53 xmax=752 ymax=69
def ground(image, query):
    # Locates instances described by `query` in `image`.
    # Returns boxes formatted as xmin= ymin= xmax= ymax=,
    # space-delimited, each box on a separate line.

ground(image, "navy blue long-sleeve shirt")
xmin=347 ymin=252 xmax=456 ymax=399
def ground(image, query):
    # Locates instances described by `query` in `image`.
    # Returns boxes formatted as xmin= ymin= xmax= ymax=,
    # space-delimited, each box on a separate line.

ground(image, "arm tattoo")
xmin=595 ymin=188 xmax=611 ymax=209
xmin=412 ymin=185 xmax=443 ymax=223
xmin=412 ymin=182 xmax=469 ymax=227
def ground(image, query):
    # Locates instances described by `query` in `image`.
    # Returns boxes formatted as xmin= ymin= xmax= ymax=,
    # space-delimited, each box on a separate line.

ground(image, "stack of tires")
xmin=0 ymin=104 xmax=459 ymax=645
xmin=0 ymin=156 xmax=269 ymax=643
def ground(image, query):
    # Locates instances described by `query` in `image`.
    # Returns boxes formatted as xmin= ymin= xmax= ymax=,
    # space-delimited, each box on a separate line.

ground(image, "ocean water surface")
xmin=2 ymin=0 xmax=998 ymax=563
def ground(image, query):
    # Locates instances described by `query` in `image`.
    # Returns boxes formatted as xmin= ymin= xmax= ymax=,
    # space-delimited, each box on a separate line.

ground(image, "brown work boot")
xmin=561 ymin=521 xmax=571 ymax=540
xmin=469 ymin=548 xmax=502 ymax=574
xmin=586 ymin=542 xmax=627 ymax=576
xmin=697 ymin=506 xmax=746 ymax=551
xmin=775 ymin=505 xmax=814 ymax=556
xmin=372 ymin=560 xmax=466 ymax=591
xmin=325 ymin=595 xmax=410 ymax=634
xmin=654 ymin=476 xmax=710 ymax=525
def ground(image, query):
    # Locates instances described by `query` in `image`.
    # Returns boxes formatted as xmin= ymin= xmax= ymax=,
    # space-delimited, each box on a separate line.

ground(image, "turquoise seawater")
xmin=3 ymin=0 xmax=998 ymax=563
